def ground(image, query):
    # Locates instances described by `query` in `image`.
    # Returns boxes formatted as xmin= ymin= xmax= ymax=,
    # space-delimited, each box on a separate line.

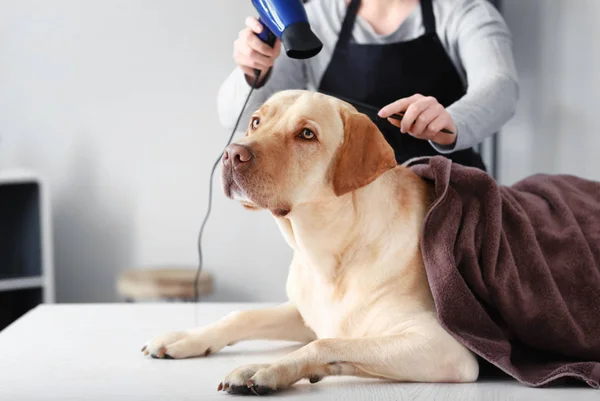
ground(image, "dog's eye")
xmin=299 ymin=128 xmax=315 ymax=140
xmin=251 ymin=117 xmax=260 ymax=130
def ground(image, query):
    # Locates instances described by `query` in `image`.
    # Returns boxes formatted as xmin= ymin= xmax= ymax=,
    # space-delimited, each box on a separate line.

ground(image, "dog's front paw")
xmin=218 ymin=364 xmax=277 ymax=395
xmin=218 ymin=362 xmax=305 ymax=395
xmin=141 ymin=329 xmax=222 ymax=359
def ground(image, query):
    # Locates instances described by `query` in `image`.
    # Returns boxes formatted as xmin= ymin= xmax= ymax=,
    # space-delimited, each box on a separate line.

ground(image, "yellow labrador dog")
xmin=141 ymin=89 xmax=479 ymax=394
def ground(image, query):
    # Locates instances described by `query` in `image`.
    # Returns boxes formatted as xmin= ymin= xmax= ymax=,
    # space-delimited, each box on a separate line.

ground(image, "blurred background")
xmin=0 ymin=0 xmax=599 ymax=326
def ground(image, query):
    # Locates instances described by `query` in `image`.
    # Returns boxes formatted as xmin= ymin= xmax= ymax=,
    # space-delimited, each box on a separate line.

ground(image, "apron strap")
xmin=421 ymin=0 xmax=437 ymax=34
xmin=336 ymin=0 xmax=361 ymax=48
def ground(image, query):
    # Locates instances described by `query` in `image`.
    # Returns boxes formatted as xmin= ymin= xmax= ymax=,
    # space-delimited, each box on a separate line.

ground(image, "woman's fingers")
xmin=427 ymin=115 xmax=457 ymax=145
xmin=234 ymin=16 xmax=281 ymax=79
xmin=234 ymin=37 xmax=273 ymax=70
xmin=234 ymin=48 xmax=270 ymax=71
xmin=410 ymin=103 xmax=443 ymax=137
xmin=400 ymin=96 xmax=436 ymax=133
xmin=387 ymin=118 xmax=402 ymax=129
xmin=245 ymin=16 xmax=263 ymax=34
xmin=243 ymin=26 xmax=280 ymax=58
xmin=378 ymin=94 xmax=424 ymax=118
xmin=427 ymin=114 xmax=450 ymax=136
xmin=379 ymin=94 xmax=457 ymax=143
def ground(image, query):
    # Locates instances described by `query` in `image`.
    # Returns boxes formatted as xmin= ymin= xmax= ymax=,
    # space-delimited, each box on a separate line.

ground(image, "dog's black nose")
xmin=223 ymin=144 xmax=253 ymax=167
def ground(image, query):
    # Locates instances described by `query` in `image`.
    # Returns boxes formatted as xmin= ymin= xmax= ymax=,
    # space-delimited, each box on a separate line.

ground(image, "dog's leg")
xmin=220 ymin=324 xmax=479 ymax=394
xmin=142 ymin=302 xmax=316 ymax=359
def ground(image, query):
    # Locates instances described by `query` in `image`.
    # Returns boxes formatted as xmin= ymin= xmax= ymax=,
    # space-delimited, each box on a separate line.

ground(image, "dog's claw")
xmin=217 ymin=382 xmax=223 ymax=391
xmin=227 ymin=384 xmax=251 ymax=395
xmin=150 ymin=346 xmax=171 ymax=359
xmin=309 ymin=375 xmax=322 ymax=384
xmin=250 ymin=385 xmax=274 ymax=395
xmin=141 ymin=345 xmax=147 ymax=353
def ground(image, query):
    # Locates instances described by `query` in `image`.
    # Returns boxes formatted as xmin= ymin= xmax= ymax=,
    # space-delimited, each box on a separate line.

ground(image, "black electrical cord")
xmin=193 ymin=71 xmax=261 ymax=303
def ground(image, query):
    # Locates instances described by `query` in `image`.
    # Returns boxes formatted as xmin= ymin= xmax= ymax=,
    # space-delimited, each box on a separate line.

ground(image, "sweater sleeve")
xmin=430 ymin=0 xmax=519 ymax=153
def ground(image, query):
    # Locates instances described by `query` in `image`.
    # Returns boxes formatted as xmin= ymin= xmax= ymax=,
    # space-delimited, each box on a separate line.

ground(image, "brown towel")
xmin=407 ymin=156 xmax=600 ymax=388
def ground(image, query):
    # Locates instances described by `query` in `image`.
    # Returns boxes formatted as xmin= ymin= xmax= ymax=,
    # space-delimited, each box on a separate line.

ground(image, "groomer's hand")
xmin=234 ymin=16 xmax=282 ymax=85
xmin=378 ymin=94 xmax=457 ymax=146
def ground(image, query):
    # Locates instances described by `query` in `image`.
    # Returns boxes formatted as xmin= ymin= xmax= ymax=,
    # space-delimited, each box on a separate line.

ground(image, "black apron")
xmin=318 ymin=0 xmax=486 ymax=170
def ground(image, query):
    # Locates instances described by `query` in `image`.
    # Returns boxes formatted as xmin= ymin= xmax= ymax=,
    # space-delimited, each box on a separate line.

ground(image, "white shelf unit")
xmin=0 ymin=169 xmax=54 ymax=331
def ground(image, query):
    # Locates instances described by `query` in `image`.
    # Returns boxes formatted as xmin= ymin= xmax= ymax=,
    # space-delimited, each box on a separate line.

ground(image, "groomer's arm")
xmin=432 ymin=0 xmax=519 ymax=153
xmin=217 ymin=18 xmax=307 ymax=132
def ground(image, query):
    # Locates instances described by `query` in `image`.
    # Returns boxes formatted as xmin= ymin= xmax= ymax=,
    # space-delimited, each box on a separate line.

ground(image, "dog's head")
xmin=220 ymin=90 xmax=397 ymax=216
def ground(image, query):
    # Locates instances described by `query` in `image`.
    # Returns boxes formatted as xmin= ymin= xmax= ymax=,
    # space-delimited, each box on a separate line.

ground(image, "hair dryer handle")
xmin=253 ymin=19 xmax=277 ymax=79
xmin=256 ymin=18 xmax=277 ymax=48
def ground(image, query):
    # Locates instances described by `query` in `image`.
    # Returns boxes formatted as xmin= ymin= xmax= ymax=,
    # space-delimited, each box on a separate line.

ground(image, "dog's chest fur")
xmin=285 ymin=245 xmax=414 ymax=339
xmin=288 ymin=261 xmax=363 ymax=338
xmin=276 ymin=169 xmax=434 ymax=340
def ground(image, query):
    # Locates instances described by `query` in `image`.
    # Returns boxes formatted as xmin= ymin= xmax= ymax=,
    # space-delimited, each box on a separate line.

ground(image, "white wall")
xmin=1 ymin=0 xmax=599 ymax=303
xmin=0 ymin=0 xmax=292 ymax=303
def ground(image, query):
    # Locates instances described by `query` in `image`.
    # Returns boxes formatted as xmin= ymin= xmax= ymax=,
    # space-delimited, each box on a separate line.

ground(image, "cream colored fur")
xmin=142 ymin=90 xmax=479 ymax=393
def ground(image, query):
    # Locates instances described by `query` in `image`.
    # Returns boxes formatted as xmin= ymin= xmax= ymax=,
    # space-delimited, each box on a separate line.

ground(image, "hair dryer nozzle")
xmin=282 ymin=22 xmax=323 ymax=59
xmin=252 ymin=0 xmax=323 ymax=60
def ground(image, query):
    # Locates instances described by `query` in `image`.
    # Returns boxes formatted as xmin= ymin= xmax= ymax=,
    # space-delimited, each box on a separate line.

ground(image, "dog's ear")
xmin=330 ymin=109 xmax=397 ymax=196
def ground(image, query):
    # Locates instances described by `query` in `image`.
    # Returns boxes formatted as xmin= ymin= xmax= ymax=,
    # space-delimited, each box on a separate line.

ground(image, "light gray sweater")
xmin=217 ymin=0 xmax=519 ymax=154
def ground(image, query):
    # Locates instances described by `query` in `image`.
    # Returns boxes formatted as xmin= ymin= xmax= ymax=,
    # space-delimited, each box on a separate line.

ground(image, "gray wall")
xmin=500 ymin=0 xmax=600 ymax=184
xmin=0 ymin=0 xmax=598 ymax=303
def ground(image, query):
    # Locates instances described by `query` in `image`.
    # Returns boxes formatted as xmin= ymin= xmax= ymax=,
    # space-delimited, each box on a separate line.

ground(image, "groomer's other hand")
xmin=378 ymin=94 xmax=457 ymax=146
xmin=234 ymin=16 xmax=282 ymax=84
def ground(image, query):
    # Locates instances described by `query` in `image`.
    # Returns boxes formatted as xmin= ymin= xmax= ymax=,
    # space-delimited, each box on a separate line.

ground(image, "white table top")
xmin=0 ymin=303 xmax=596 ymax=401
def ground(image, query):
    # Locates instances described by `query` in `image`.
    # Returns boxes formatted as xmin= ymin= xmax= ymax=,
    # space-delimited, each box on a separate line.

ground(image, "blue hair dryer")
xmin=251 ymin=0 xmax=323 ymax=59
